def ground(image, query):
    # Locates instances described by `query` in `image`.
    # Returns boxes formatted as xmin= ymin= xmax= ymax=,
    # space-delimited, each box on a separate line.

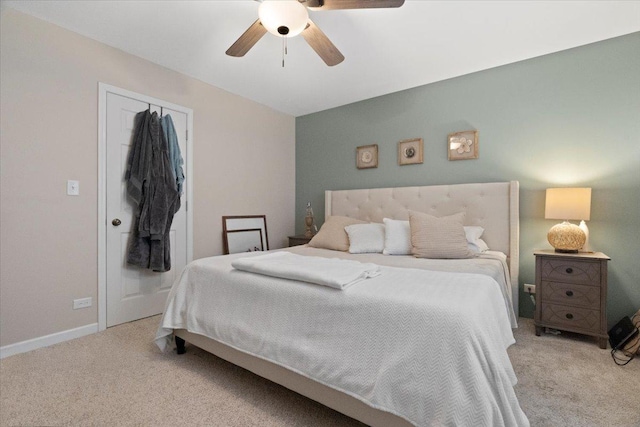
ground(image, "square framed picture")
xmin=448 ymin=130 xmax=478 ymax=160
xmin=225 ymin=229 xmax=264 ymax=254
xmin=398 ymin=138 xmax=423 ymax=165
xmin=356 ymin=144 xmax=378 ymax=169
xmin=222 ymin=215 xmax=269 ymax=254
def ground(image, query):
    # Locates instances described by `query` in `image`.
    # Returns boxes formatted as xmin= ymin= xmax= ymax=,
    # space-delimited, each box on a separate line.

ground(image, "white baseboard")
xmin=0 ymin=323 xmax=98 ymax=359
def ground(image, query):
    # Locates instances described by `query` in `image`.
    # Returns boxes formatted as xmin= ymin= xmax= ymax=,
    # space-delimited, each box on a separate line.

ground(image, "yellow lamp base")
xmin=547 ymin=221 xmax=586 ymax=253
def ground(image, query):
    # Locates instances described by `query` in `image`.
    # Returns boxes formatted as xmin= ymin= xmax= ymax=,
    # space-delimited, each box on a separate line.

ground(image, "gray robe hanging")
xmin=161 ymin=114 xmax=185 ymax=200
xmin=125 ymin=110 xmax=179 ymax=272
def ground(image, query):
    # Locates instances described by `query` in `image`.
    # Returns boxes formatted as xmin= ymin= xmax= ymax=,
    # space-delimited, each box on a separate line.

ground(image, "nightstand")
xmin=534 ymin=250 xmax=610 ymax=348
xmin=288 ymin=235 xmax=313 ymax=247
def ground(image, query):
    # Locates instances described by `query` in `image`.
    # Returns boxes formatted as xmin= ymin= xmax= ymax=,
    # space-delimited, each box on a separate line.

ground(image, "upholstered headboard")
xmin=325 ymin=181 xmax=520 ymax=317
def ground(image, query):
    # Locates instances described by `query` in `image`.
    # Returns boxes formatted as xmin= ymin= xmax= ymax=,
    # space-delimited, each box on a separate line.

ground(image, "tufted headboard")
xmin=325 ymin=181 xmax=520 ymax=317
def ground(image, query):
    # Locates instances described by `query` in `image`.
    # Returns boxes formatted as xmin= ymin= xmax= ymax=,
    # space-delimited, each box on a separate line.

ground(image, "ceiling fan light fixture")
xmin=258 ymin=0 xmax=309 ymax=38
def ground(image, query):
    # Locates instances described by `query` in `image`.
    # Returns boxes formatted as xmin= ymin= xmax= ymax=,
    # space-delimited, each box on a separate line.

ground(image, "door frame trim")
xmin=97 ymin=82 xmax=194 ymax=331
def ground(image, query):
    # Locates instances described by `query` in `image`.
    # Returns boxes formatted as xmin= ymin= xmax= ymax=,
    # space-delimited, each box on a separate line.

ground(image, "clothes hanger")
xmin=146 ymin=104 xmax=164 ymax=117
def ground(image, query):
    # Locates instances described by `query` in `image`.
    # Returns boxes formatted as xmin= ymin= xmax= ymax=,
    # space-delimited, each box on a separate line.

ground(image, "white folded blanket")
xmin=231 ymin=252 xmax=381 ymax=290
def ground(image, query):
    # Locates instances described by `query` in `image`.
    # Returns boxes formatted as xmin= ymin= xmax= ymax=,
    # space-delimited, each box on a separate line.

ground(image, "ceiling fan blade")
xmin=226 ymin=19 xmax=267 ymax=57
xmin=302 ymin=0 xmax=404 ymax=10
xmin=301 ymin=20 xmax=344 ymax=66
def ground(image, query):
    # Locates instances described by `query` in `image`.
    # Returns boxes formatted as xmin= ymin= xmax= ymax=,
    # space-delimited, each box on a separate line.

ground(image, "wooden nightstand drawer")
xmin=540 ymin=303 xmax=601 ymax=333
xmin=540 ymin=281 xmax=600 ymax=309
xmin=539 ymin=258 xmax=601 ymax=286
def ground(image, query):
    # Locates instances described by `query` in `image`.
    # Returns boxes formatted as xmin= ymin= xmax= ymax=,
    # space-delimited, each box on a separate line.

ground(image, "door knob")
xmin=112 ymin=218 xmax=122 ymax=226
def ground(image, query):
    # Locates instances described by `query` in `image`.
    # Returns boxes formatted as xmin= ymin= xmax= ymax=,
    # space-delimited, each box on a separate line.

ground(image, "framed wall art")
xmin=448 ymin=130 xmax=478 ymax=160
xmin=222 ymin=215 xmax=269 ymax=254
xmin=356 ymin=144 xmax=378 ymax=169
xmin=398 ymin=138 xmax=423 ymax=165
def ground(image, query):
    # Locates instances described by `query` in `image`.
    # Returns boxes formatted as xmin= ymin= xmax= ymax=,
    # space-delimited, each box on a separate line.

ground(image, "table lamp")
xmin=304 ymin=202 xmax=315 ymax=238
xmin=545 ymin=188 xmax=591 ymax=253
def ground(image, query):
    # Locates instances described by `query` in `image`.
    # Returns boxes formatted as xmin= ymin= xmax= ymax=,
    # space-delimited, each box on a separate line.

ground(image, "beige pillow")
xmin=309 ymin=216 xmax=367 ymax=251
xmin=409 ymin=211 xmax=474 ymax=259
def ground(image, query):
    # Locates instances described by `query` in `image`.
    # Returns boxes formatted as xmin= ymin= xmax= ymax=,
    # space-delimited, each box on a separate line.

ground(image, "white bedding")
xmin=156 ymin=247 xmax=528 ymax=426
xmin=286 ymin=245 xmax=518 ymax=327
xmin=231 ymin=251 xmax=381 ymax=289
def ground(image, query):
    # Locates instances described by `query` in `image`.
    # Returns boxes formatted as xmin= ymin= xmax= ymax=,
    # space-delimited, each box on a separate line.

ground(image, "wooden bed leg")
xmin=175 ymin=335 xmax=186 ymax=354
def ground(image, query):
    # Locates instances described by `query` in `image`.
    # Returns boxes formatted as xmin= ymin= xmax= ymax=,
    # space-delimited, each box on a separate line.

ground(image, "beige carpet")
xmin=1 ymin=316 xmax=639 ymax=426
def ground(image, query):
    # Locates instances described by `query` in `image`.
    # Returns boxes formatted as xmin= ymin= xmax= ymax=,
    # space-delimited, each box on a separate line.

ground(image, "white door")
xmin=105 ymin=92 xmax=189 ymax=327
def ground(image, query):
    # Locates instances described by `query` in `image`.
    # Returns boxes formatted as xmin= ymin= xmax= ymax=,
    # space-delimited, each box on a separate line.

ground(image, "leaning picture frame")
xmin=222 ymin=215 xmax=269 ymax=254
xmin=448 ymin=130 xmax=479 ymax=160
xmin=398 ymin=138 xmax=423 ymax=165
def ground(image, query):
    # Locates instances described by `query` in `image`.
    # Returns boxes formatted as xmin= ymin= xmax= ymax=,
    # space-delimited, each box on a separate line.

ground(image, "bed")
xmin=156 ymin=181 xmax=528 ymax=426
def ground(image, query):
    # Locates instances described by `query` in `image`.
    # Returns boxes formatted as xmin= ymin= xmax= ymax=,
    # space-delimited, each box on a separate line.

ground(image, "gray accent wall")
xmin=295 ymin=33 xmax=640 ymax=325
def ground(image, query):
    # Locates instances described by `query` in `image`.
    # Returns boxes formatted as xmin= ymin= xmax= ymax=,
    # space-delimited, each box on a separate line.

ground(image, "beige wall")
xmin=0 ymin=10 xmax=296 ymax=347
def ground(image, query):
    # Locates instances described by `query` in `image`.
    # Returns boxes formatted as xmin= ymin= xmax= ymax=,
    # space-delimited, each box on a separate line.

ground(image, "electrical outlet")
xmin=73 ymin=297 xmax=92 ymax=310
xmin=524 ymin=284 xmax=536 ymax=294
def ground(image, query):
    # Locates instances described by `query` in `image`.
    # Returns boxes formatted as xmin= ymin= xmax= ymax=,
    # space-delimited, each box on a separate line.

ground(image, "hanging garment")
xmin=160 ymin=114 xmax=185 ymax=212
xmin=125 ymin=110 xmax=179 ymax=272
xmin=125 ymin=110 xmax=151 ymax=205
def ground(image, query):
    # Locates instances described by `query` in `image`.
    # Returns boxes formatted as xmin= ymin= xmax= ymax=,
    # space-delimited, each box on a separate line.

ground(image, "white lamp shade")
xmin=545 ymin=188 xmax=591 ymax=221
xmin=259 ymin=0 xmax=309 ymax=37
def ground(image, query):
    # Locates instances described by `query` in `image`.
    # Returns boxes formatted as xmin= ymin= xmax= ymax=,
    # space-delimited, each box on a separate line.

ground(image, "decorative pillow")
xmin=409 ymin=211 xmax=474 ymax=259
xmin=464 ymin=226 xmax=490 ymax=253
xmin=382 ymin=218 xmax=412 ymax=255
xmin=344 ymin=223 xmax=386 ymax=254
xmin=308 ymin=216 xmax=367 ymax=251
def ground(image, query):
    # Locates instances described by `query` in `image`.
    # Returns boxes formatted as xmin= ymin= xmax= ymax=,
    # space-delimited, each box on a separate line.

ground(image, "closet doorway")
xmin=98 ymin=83 xmax=193 ymax=329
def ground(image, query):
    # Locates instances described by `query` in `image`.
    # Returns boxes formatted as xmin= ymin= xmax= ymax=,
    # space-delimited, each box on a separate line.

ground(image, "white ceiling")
xmin=3 ymin=0 xmax=640 ymax=116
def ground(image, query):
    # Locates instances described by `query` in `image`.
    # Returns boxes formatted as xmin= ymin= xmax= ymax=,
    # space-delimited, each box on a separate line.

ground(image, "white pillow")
xmin=382 ymin=218 xmax=412 ymax=255
xmin=344 ymin=223 xmax=385 ymax=254
xmin=464 ymin=226 xmax=490 ymax=253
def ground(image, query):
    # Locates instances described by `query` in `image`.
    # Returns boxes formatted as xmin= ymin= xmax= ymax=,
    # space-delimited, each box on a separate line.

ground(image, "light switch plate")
xmin=67 ymin=180 xmax=79 ymax=196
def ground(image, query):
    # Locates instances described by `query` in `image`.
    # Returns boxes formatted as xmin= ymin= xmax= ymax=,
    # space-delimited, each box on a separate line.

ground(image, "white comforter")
xmin=156 ymin=249 xmax=529 ymax=427
xmin=285 ymin=245 xmax=518 ymax=328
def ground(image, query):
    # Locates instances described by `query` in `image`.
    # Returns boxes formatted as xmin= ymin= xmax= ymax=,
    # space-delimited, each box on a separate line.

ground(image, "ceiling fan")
xmin=226 ymin=0 xmax=405 ymax=66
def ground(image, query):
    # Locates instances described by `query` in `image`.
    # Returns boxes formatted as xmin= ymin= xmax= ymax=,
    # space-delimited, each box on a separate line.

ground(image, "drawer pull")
xmin=566 ymin=313 xmax=574 ymax=320
xmin=565 ymin=267 xmax=573 ymax=274
xmin=565 ymin=290 xmax=574 ymax=297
